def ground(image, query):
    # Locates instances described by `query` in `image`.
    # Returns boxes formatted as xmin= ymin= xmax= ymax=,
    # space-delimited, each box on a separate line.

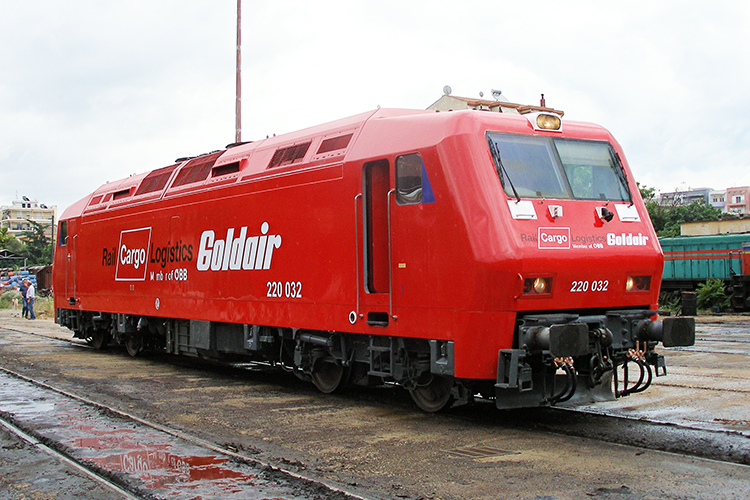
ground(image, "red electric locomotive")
xmin=53 ymin=107 xmax=695 ymax=411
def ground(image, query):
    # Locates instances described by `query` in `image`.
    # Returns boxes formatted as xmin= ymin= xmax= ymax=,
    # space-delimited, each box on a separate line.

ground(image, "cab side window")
xmin=58 ymin=221 xmax=68 ymax=246
xmin=396 ymin=153 xmax=424 ymax=205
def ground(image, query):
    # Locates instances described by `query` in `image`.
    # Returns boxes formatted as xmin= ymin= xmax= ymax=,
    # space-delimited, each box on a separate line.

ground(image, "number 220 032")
xmin=267 ymin=281 xmax=303 ymax=299
xmin=570 ymin=280 xmax=608 ymax=292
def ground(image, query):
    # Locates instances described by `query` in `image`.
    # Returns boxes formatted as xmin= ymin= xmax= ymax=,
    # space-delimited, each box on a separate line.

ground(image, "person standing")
xmin=24 ymin=279 xmax=35 ymax=320
xmin=19 ymin=279 xmax=28 ymax=319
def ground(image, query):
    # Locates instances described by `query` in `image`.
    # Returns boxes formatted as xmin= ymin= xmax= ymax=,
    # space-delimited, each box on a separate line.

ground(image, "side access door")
xmin=62 ymin=218 xmax=78 ymax=305
xmin=360 ymin=159 xmax=393 ymax=326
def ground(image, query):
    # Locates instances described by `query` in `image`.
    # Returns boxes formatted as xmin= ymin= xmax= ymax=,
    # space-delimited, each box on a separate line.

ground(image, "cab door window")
xmin=58 ymin=221 xmax=68 ymax=246
xmin=395 ymin=153 xmax=424 ymax=205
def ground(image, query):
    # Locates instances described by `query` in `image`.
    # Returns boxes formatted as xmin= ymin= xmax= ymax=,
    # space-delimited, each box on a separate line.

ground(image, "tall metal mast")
xmin=235 ymin=0 xmax=242 ymax=144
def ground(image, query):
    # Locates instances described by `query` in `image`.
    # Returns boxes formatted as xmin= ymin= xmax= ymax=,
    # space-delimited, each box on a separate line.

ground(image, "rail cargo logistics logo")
xmin=538 ymin=227 xmax=570 ymax=249
xmin=523 ymin=228 xmax=650 ymax=250
xmin=114 ymin=227 xmax=152 ymax=281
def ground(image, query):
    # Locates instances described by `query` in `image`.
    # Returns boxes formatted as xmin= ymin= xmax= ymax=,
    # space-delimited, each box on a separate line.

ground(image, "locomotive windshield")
xmin=487 ymin=133 xmax=632 ymax=202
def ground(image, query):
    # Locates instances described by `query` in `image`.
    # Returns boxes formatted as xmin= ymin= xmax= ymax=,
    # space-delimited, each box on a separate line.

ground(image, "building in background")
xmin=680 ymin=218 xmax=750 ymax=236
xmin=658 ymin=187 xmax=712 ymax=206
xmin=658 ymin=186 xmax=750 ymax=215
xmin=725 ymin=187 xmax=750 ymax=215
xmin=709 ymin=189 xmax=726 ymax=211
xmin=1 ymin=197 xmax=57 ymax=241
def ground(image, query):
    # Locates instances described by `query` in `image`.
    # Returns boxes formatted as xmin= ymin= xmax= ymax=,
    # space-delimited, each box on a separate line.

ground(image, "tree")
xmin=20 ymin=220 xmax=52 ymax=265
xmin=0 ymin=226 xmax=26 ymax=255
xmin=637 ymin=183 xmax=656 ymax=202
xmin=0 ymin=226 xmax=13 ymax=248
xmin=638 ymin=184 xmax=721 ymax=237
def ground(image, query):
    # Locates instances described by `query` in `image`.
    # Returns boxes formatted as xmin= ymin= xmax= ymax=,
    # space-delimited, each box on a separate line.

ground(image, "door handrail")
xmin=387 ymin=189 xmax=395 ymax=320
xmin=354 ymin=193 xmax=362 ymax=320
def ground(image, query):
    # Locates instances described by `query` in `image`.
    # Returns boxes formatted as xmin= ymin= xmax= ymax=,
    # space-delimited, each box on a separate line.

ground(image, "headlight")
xmin=526 ymin=112 xmax=563 ymax=132
xmin=523 ymin=277 xmax=552 ymax=295
xmin=536 ymin=113 xmax=561 ymax=130
xmin=626 ymin=276 xmax=651 ymax=292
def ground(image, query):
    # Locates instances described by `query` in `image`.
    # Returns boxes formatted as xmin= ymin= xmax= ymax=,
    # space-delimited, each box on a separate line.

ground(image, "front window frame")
xmin=486 ymin=132 xmax=632 ymax=203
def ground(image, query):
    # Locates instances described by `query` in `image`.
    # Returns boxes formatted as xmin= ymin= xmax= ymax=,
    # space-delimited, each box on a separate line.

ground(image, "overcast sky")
xmin=2 ymin=1 xmax=749 ymax=213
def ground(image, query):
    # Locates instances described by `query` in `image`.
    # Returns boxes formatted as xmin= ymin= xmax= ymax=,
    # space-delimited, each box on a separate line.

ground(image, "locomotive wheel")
xmin=125 ymin=334 xmax=143 ymax=357
xmin=409 ymin=375 xmax=454 ymax=412
xmin=88 ymin=329 xmax=109 ymax=350
xmin=311 ymin=357 xmax=350 ymax=394
xmin=83 ymin=328 xmax=95 ymax=347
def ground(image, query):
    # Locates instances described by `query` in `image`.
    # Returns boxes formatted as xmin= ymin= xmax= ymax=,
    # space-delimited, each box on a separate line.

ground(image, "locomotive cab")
xmin=481 ymin=112 xmax=695 ymax=408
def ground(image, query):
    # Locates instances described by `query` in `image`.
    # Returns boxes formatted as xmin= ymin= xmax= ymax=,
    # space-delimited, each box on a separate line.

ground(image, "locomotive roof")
xmin=60 ymin=107 xmax=612 ymax=220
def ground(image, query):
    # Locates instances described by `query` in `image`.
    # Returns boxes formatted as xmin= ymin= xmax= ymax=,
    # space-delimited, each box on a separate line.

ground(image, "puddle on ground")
xmin=0 ymin=372 xmax=316 ymax=499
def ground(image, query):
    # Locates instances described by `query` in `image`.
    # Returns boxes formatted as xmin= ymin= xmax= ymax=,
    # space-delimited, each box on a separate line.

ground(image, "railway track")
xmin=0 ymin=366 xmax=362 ymax=500
xmin=0 ymin=411 xmax=139 ymax=499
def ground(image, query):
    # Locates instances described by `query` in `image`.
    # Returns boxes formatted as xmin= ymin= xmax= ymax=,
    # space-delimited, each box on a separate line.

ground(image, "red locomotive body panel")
xmin=53 ymin=108 xmax=693 ymax=411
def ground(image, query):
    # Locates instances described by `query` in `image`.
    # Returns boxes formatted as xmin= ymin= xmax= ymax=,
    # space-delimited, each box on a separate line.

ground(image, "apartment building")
xmin=1 ymin=197 xmax=57 ymax=241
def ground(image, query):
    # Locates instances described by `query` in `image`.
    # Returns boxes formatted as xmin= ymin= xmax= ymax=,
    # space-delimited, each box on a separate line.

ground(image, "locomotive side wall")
xmin=52 ymin=114 xmax=519 ymax=379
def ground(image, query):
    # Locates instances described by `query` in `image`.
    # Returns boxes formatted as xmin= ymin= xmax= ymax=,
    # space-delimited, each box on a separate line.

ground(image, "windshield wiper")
xmin=487 ymin=136 xmax=521 ymax=203
xmin=609 ymin=149 xmax=633 ymax=205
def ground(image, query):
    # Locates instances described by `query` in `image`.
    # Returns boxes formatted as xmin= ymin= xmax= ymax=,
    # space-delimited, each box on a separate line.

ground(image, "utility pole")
xmin=235 ymin=0 xmax=242 ymax=144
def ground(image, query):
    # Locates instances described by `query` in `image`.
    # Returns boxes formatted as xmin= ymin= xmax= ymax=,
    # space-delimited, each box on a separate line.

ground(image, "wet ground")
xmin=1 ymin=310 xmax=749 ymax=499
xmin=0 ymin=421 xmax=120 ymax=500
xmin=0 ymin=371 xmax=344 ymax=500
xmin=571 ymin=318 xmax=750 ymax=438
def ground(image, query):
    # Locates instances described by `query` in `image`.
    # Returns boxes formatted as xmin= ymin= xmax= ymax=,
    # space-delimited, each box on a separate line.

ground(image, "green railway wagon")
xmin=660 ymin=234 xmax=750 ymax=310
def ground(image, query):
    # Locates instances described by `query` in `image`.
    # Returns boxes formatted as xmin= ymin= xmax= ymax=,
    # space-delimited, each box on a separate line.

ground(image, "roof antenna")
xmin=540 ymin=93 xmax=546 ymax=107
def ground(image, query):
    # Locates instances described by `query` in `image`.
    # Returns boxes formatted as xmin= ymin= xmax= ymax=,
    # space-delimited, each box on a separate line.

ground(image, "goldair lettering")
xmin=607 ymin=232 xmax=649 ymax=246
xmin=197 ymin=222 xmax=282 ymax=272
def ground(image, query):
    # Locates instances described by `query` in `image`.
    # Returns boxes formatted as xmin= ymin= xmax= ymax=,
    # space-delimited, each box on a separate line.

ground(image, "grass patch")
xmin=0 ymin=290 xmax=54 ymax=319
